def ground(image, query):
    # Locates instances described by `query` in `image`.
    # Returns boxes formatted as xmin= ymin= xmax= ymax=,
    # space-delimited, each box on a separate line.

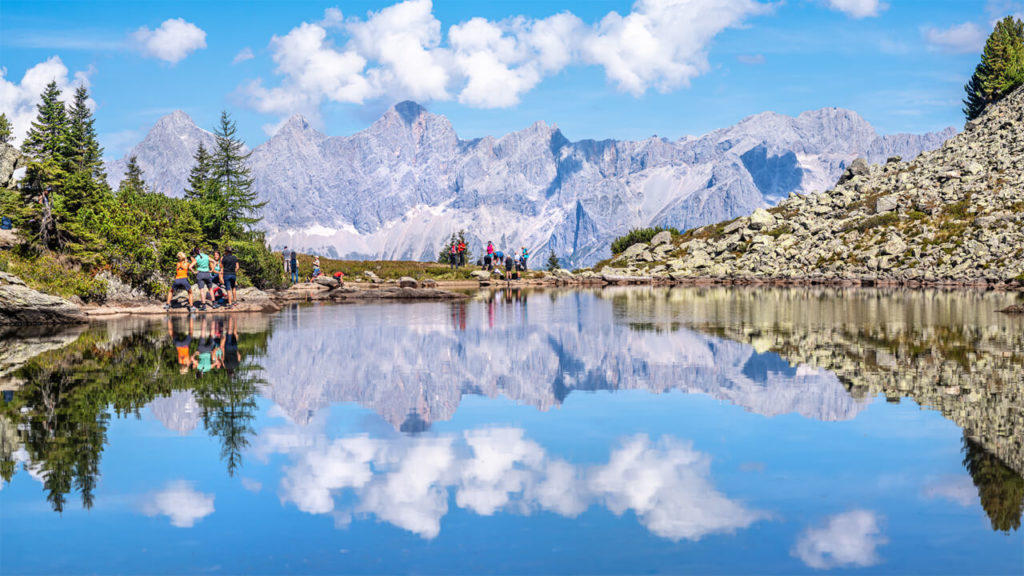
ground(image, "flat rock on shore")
xmin=0 ymin=272 xmax=86 ymax=325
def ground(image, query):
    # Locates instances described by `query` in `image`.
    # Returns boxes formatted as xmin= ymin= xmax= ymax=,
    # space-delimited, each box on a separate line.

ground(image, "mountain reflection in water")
xmin=0 ymin=286 xmax=1022 ymax=548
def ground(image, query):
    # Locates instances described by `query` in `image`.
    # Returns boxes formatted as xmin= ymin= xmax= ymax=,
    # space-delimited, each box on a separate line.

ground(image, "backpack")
xmin=0 ymin=217 xmax=11 ymax=230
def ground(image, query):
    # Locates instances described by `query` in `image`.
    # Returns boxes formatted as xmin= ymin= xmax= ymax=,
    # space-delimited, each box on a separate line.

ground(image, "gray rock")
xmin=0 ymin=272 xmax=86 ymax=325
xmin=875 ymin=195 xmax=899 ymax=214
xmin=398 ymin=276 xmax=419 ymax=288
xmin=619 ymin=243 xmax=649 ymax=261
xmin=748 ymin=209 xmax=776 ymax=230
xmin=0 ymin=143 xmax=24 ymax=189
xmin=649 ymin=230 xmax=672 ymax=247
xmin=314 ymin=275 xmax=340 ymax=288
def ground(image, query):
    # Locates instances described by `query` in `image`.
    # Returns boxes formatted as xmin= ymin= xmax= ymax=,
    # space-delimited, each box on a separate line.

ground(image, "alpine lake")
xmin=1 ymin=286 xmax=1022 ymax=575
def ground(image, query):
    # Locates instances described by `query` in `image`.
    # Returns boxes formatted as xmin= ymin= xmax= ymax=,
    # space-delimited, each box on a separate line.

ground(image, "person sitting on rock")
xmin=165 ymin=251 xmax=195 ymax=311
xmin=312 ymin=256 xmax=322 ymax=279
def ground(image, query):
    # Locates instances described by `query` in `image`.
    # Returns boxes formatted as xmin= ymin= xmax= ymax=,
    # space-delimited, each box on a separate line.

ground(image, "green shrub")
xmin=610 ymin=226 xmax=678 ymax=254
xmin=842 ymin=212 xmax=899 ymax=233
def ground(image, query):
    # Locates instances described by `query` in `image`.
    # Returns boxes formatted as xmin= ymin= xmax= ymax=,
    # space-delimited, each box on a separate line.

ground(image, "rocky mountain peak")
xmin=392 ymin=100 xmax=427 ymax=125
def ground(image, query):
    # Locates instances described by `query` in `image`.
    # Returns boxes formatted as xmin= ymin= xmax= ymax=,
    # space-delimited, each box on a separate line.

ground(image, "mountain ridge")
xmin=106 ymin=103 xmax=956 ymax=266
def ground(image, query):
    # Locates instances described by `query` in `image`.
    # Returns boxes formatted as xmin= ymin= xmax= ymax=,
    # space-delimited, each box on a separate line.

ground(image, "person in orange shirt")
xmin=164 ymin=251 xmax=196 ymax=310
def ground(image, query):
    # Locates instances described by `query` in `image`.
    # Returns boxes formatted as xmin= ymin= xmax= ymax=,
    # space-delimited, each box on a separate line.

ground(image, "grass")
xmin=840 ymin=212 xmax=899 ymax=233
xmin=289 ymin=254 xmax=546 ymax=282
xmin=1 ymin=251 xmax=108 ymax=302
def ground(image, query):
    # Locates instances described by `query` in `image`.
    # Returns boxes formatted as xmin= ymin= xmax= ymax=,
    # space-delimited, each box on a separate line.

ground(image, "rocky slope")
xmin=107 ymin=104 xmax=953 ymax=267
xmin=608 ymin=86 xmax=1024 ymax=286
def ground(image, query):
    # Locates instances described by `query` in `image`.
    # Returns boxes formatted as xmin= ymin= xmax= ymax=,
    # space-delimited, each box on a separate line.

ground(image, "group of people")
xmin=169 ymin=316 xmax=241 ymax=378
xmin=448 ymin=240 xmax=468 ymax=269
xmin=282 ymin=246 xmax=324 ymax=284
xmin=483 ymin=241 xmax=529 ymax=280
xmin=165 ymin=246 xmax=240 ymax=311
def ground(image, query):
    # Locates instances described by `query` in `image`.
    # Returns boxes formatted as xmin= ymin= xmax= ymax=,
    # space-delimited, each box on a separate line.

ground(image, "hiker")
xmin=504 ymin=251 xmax=515 ymax=281
xmin=220 ymin=246 xmax=239 ymax=306
xmin=485 ymin=241 xmax=494 ymax=270
xmin=194 ymin=246 xmax=214 ymax=308
xmin=169 ymin=316 xmax=194 ymax=375
xmin=449 ymin=243 xmax=458 ymax=270
xmin=165 ymin=251 xmax=195 ymax=310
xmin=212 ymin=249 xmax=223 ymax=288
xmin=458 ymin=240 xmax=467 ymax=268
xmin=312 ymin=256 xmax=322 ymax=279
xmin=290 ymin=249 xmax=299 ymax=284
xmin=282 ymin=246 xmax=290 ymax=275
xmin=520 ymin=247 xmax=529 ymax=271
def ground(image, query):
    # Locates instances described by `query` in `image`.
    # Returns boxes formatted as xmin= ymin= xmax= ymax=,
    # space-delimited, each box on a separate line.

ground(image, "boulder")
xmin=314 ymin=276 xmax=340 ymax=288
xmin=649 ymin=230 xmax=672 ymax=247
xmin=619 ymin=243 xmax=648 ymax=261
xmin=421 ymin=279 xmax=437 ymax=288
xmin=748 ymin=209 xmax=776 ymax=230
xmin=0 ymin=229 xmax=19 ymax=249
xmin=0 ymin=272 xmax=86 ymax=325
xmin=875 ymin=195 xmax=899 ymax=214
xmin=470 ymin=270 xmax=492 ymax=281
xmin=837 ymin=157 xmax=870 ymax=185
xmin=363 ymin=270 xmax=382 ymax=283
xmin=398 ymin=276 xmax=419 ymax=289
xmin=881 ymin=236 xmax=907 ymax=256
xmin=0 ymin=143 xmax=24 ymax=189
xmin=97 ymin=271 xmax=152 ymax=304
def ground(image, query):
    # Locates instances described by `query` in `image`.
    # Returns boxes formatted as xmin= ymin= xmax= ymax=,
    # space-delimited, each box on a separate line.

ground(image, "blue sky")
xmin=0 ymin=0 xmax=1009 ymax=158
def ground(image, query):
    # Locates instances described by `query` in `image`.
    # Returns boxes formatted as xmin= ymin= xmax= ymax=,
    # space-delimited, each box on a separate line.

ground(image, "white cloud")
xmin=737 ymin=54 xmax=766 ymax=64
xmin=244 ymin=0 xmax=770 ymax=121
xmin=581 ymin=0 xmax=772 ymax=96
xmin=922 ymin=22 xmax=986 ymax=54
xmin=133 ymin=18 xmax=207 ymax=64
xmin=0 ymin=56 xmax=93 ymax=145
xmin=233 ymin=47 xmax=255 ymax=64
xmin=264 ymin=426 xmax=762 ymax=541
xmin=824 ymin=0 xmax=888 ymax=19
xmin=922 ymin=475 xmax=977 ymax=507
xmin=589 ymin=435 xmax=765 ymax=541
xmin=142 ymin=481 xmax=215 ymax=528
xmin=240 ymin=477 xmax=263 ymax=493
xmin=792 ymin=509 xmax=888 ymax=569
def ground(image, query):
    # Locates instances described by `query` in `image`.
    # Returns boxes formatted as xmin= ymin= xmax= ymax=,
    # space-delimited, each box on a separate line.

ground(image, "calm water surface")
xmin=1 ymin=287 xmax=1022 ymax=574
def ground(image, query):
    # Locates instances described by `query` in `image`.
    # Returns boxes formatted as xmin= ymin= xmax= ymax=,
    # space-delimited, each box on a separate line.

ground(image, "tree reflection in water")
xmin=0 ymin=316 xmax=268 ymax=510
xmin=963 ymin=435 xmax=1024 ymax=533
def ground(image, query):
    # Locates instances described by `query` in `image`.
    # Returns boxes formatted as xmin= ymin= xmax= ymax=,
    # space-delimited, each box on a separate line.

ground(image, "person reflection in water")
xmin=169 ymin=316 xmax=194 ymax=375
xmin=193 ymin=318 xmax=222 ymax=378
xmin=220 ymin=316 xmax=242 ymax=378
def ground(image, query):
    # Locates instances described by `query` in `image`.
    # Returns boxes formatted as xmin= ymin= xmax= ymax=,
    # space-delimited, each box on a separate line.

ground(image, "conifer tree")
xmin=211 ymin=111 xmax=264 ymax=239
xmin=119 ymin=156 xmax=147 ymax=194
xmin=0 ymin=113 xmax=12 ymax=145
xmin=546 ymin=249 xmax=560 ymax=271
xmin=964 ymin=16 xmax=1024 ymax=120
xmin=21 ymin=81 xmax=70 ymax=163
xmin=66 ymin=85 xmax=105 ymax=180
xmin=185 ymin=142 xmax=213 ymax=200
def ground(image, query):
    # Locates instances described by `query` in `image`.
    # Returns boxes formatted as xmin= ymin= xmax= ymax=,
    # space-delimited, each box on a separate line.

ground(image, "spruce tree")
xmin=0 ymin=113 xmax=12 ymax=145
xmin=211 ymin=111 xmax=264 ymax=239
xmin=546 ymin=250 xmax=560 ymax=271
xmin=119 ymin=156 xmax=147 ymax=194
xmin=185 ymin=142 xmax=213 ymax=200
xmin=964 ymin=16 xmax=1024 ymax=120
xmin=21 ymin=81 xmax=70 ymax=163
xmin=66 ymin=85 xmax=105 ymax=180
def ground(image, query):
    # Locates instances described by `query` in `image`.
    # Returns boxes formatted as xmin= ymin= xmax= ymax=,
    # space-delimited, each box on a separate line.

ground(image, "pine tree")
xmin=21 ymin=81 xmax=70 ymax=163
xmin=119 ymin=156 xmax=147 ymax=194
xmin=0 ymin=113 xmax=12 ymax=145
xmin=546 ymin=249 xmax=560 ymax=271
xmin=185 ymin=142 xmax=213 ymax=200
xmin=211 ymin=111 xmax=264 ymax=239
xmin=964 ymin=16 xmax=1024 ymax=120
xmin=66 ymin=85 xmax=105 ymax=180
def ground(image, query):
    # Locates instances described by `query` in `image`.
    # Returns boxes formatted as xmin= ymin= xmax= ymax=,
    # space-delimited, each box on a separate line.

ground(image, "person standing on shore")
xmin=449 ymin=243 xmax=458 ymax=270
xmin=221 ymin=246 xmax=239 ymax=307
xmin=485 ymin=241 xmax=494 ymax=270
xmin=165 ymin=251 xmax=195 ymax=310
xmin=194 ymin=246 xmax=213 ymax=308
xmin=282 ymin=246 xmax=290 ymax=276
xmin=520 ymin=246 xmax=529 ymax=271
xmin=457 ymin=239 xmax=467 ymax=268
xmin=290 ymin=249 xmax=299 ymax=284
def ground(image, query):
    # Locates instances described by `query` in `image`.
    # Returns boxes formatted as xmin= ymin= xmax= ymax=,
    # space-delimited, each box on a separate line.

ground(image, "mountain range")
xmin=107 ymin=104 xmax=955 ymax=267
